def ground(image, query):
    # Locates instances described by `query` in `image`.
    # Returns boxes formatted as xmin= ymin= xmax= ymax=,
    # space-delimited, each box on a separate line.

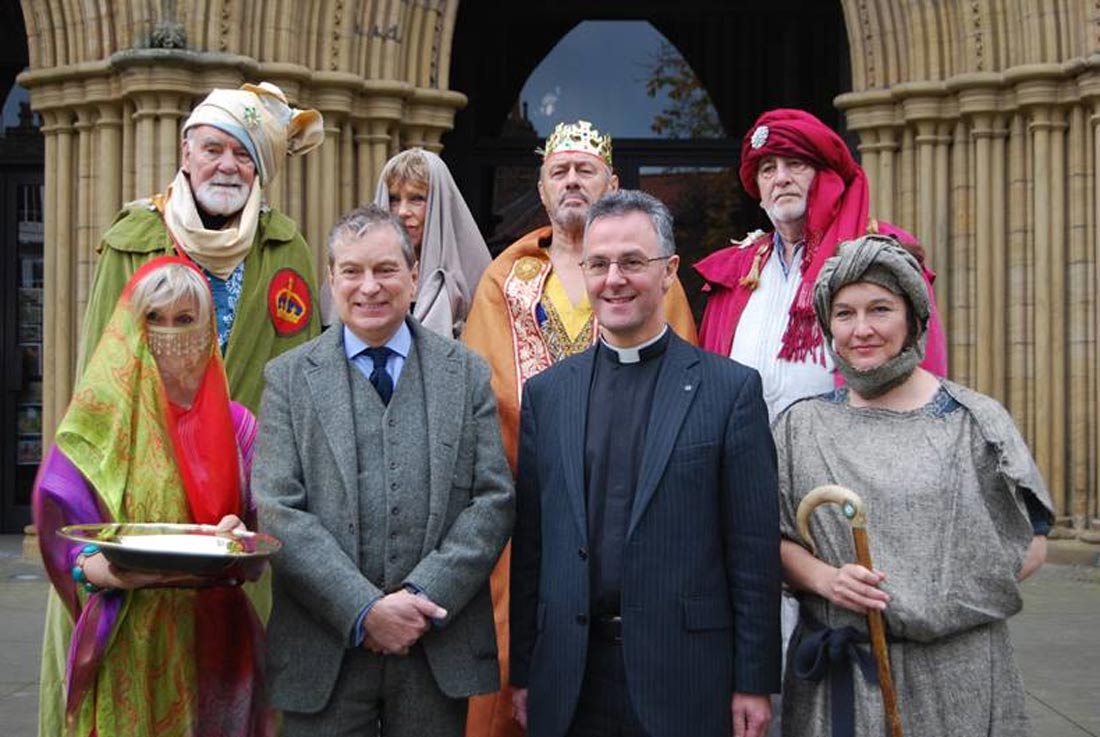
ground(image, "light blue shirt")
xmin=772 ymin=231 xmax=805 ymax=279
xmin=343 ymin=321 xmax=412 ymax=388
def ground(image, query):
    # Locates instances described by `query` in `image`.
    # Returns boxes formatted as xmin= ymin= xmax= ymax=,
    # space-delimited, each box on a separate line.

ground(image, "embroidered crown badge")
xmin=267 ymin=268 xmax=312 ymax=336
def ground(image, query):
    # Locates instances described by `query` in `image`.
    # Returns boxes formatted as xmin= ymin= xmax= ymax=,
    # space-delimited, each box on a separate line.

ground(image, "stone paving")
xmin=1 ymin=535 xmax=1097 ymax=737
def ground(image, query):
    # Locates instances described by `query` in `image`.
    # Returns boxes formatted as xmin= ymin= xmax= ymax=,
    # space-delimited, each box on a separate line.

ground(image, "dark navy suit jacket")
xmin=510 ymin=332 xmax=781 ymax=737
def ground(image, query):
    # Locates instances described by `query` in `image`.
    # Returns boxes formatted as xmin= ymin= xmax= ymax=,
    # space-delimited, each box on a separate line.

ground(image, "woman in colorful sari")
xmin=34 ymin=256 xmax=273 ymax=737
xmin=375 ymin=147 xmax=491 ymax=339
xmin=774 ymin=234 xmax=1052 ymax=737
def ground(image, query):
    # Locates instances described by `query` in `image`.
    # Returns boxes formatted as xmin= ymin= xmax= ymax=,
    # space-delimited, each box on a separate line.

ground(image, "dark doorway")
xmin=443 ymin=1 xmax=849 ymax=320
xmin=0 ymin=2 xmax=41 ymax=534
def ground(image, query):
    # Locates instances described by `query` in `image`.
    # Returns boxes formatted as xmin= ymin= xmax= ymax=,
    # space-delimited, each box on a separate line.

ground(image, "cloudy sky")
xmin=2 ymin=85 xmax=30 ymax=130
xmin=519 ymin=21 xmax=714 ymax=139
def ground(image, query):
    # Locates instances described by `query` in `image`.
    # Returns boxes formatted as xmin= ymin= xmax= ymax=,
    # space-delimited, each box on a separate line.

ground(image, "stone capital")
xmin=1005 ymin=64 xmax=1065 ymax=109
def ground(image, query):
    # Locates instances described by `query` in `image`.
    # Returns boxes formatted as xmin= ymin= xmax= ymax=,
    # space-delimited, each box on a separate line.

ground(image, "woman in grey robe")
xmin=774 ymin=234 xmax=1053 ymax=737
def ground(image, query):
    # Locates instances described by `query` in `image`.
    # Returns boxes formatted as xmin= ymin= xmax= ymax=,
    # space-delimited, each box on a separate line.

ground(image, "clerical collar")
xmin=599 ymin=326 xmax=670 ymax=364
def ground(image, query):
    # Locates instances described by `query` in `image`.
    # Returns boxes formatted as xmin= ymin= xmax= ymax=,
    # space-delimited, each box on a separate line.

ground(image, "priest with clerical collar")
xmin=510 ymin=189 xmax=781 ymax=737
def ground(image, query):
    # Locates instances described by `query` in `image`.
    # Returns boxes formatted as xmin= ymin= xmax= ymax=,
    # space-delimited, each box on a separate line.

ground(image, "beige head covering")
xmin=373 ymin=148 xmax=491 ymax=339
xmin=183 ymin=81 xmax=324 ymax=186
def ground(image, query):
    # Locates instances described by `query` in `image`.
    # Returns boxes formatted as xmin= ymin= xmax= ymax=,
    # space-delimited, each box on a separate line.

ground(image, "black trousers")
xmin=566 ymin=636 xmax=650 ymax=737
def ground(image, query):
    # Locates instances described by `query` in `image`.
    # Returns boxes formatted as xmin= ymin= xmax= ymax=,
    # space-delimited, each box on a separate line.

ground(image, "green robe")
xmin=80 ymin=200 xmax=322 ymax=413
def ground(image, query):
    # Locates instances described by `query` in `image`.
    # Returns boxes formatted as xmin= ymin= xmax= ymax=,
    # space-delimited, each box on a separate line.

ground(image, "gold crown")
xmin=538 ymin=120 xmax=613 ymax=167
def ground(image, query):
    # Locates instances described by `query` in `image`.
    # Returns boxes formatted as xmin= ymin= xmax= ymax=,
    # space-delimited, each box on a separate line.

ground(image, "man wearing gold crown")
xmin=79 ymin=81 xmax=325 ymax=413
xmin=462 ymin=121 xmax=697 ymax=737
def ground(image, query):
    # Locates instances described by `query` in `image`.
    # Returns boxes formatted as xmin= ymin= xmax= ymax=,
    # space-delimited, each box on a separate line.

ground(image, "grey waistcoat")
xmin=349 ymin=344 xmax=432 ymax=591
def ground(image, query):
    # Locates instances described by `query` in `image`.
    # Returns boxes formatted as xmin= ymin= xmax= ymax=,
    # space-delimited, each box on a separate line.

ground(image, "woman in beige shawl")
xmin=375 ymin=149 xmax=491 ymax=338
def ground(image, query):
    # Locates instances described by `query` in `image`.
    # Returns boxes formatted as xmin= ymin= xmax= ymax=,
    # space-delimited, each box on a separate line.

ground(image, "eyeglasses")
xmin=579 ymin=255 xmax=671 ymax=276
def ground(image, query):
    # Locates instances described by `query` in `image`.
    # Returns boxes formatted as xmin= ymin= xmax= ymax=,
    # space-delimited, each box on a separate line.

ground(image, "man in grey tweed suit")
xmin=510 ymin=191 xmax=781 ymax=737
xmin=254 ymin=204 xmax=514 ymax=737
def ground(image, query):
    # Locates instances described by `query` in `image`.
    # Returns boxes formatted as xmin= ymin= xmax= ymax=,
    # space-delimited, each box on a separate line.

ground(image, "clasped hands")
xmin=361 ymin=589 xmax=448 ymax=656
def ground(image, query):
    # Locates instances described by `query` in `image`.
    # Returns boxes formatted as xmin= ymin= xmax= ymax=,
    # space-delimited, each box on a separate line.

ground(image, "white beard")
xmin=193 ymin=176 xmax=251 ymax=216
xmin=764 ymin=197 xmax=808 ymax=227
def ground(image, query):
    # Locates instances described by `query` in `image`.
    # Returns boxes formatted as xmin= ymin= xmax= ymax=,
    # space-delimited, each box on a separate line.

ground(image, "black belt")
xmin=589 ymin=615 xmax=623 ymax=644
xmin=792 ymin=611 xmax=883 ymax=737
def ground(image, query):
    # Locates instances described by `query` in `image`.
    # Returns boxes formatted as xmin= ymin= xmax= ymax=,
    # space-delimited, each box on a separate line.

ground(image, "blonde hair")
xmin=381 ymin=148 xmax=431 ymax=191
xmin=129 ymin=263 xmax=214 ymax=330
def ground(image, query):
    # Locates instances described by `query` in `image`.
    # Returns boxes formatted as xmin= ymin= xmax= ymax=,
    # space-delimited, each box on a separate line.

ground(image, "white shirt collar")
xmin=599 ymin=326 xmax=669 ymax=364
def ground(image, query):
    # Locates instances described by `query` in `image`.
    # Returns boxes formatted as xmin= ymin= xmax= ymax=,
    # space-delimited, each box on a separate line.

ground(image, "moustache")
xmin=558 ymin=192 xmax=589 ymax=206
xmin=207 ymin=175 xmax=247 ymax=188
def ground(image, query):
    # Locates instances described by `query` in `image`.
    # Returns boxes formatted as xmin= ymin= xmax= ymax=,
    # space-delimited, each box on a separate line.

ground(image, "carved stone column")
xmin=954 ymin=77 xmax=1008 ymax=400
xmin=898 ymin=86 xmax=951 ymax=274
xmin=37 ymin=109 xmax=76 ymax=440
xmin=73 ymin=106 xmax=96 ymax=332
xmin=400 ymin=88 xmax=467 ymax=150
xmin=1076 ymin=65 xmax=1100 ymax=527
xmin=1005 ymin=113 xmax=1031 ymax=433
xmin=1065 ymin=102 xmax=1092 ymax=530
xmin=1014 ymin=67 xmax=1069 ymax=513
xmin=947 ymin=118 xmax=972 ymax=380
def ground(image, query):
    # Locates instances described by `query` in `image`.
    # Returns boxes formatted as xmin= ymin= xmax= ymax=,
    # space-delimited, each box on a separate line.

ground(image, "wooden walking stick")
xmin=797 ymin=484 xmax=904 ymax=737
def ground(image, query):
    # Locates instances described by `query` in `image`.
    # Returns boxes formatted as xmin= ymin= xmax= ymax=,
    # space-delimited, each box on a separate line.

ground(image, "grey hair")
xmin=129 ymin=262 xmax=214 ymax=330
xmin=327 ymin=203 xmax=415 ymax=268
xmin=584 ymin=189 xmax=676 ymax=257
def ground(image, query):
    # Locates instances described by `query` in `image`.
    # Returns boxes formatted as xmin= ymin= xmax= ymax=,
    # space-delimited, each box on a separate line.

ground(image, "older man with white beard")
xmin=79 ymin=81 xmax=325 ymax=413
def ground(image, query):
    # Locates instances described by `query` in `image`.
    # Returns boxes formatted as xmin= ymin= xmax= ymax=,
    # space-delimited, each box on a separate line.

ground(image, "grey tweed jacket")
xmin=254 ymin=318 xmax=514 ymax=713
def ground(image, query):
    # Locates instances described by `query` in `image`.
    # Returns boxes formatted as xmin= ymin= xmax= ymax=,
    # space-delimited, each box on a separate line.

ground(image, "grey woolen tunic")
xmin=773 ymin=380 xmax=1052 ymax=737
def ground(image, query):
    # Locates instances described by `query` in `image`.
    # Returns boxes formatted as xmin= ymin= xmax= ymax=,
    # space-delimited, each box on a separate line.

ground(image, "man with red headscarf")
xmin=695 ymin=109 xmax=947 ymax=421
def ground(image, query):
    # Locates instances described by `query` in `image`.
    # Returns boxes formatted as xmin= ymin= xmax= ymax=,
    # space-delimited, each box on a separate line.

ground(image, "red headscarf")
xmin=738 ymin=108 xmax=870 ymax=362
